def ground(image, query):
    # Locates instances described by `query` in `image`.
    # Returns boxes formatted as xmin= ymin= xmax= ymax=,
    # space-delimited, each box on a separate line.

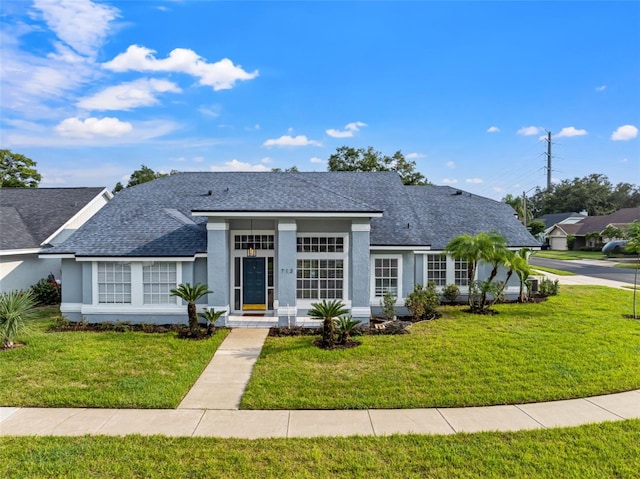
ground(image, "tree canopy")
xmin=527 ymin=174 xmax=640 ymax=217
xmin=0 ymin=150 xmax=41 ymax=188
xmin=327 ymin=146 xmax=429 ymax=185
xmin=113 ymin=165 xmax=173 ymax=193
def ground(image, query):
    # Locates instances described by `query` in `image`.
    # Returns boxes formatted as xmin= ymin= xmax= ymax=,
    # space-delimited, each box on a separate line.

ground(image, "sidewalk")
xmin=2 ymin=390 xmax=638 ymax=438
xmin=537 ymin=271 xmax=632 ymax=289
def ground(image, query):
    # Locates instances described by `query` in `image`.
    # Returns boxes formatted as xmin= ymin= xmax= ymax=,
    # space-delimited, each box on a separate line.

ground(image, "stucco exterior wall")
xmin=0 ymin=253 xmax=61 ymax=293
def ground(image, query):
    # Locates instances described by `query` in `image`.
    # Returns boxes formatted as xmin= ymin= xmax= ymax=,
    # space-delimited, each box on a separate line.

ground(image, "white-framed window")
xmin=454 ymin=259 xmax=469 ymax=286
xmin=372 ymin=256 xmax=402 ymax=297
xmin=93 ymin=260 xmax=181 ymax=308
xmin=143 ymin=262 xmax=177 ymax=304
xmin=97 ymin=262 xmax=131 ymax=304
xmin=296 ymin=234 xmax=348 ymax=301
xmin=425 ymin=254 xmax=447 ymax=287
xmin=296 ymin=259 xmax=344 ymax=299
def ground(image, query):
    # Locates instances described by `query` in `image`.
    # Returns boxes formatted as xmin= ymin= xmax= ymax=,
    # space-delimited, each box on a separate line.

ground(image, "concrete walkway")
xmin=1 ymin=390 xmax=638 ymax=438
xmin=178 ymin=328 xmax=268 ymax=410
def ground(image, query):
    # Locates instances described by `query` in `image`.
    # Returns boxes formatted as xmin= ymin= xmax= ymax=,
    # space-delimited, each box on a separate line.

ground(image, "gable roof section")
xmin=0 ymin=187 xmax=108 ymax=251
xmin=575 ymin=207 xmax=640 ymax=235
xmin=46 ymin=172 xmax=539 ymax=257
xmin=535 ymin=212 xmax=586 ymax=228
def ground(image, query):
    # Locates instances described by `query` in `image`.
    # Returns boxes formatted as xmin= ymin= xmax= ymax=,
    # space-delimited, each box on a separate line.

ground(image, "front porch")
xmin=223 ymin=314 xmax=323 ymax=329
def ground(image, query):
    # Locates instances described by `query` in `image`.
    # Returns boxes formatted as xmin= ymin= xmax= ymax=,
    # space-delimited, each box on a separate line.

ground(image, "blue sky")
xmin=1 ymin=0 xmax=638 ymax=199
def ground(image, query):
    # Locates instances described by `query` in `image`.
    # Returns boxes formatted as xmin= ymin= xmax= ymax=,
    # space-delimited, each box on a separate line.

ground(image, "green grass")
xmin=614 ymin=262 xmax=640 ymax=269
xmin=532 ymin=250 xmax=606 ymax=260
xmin=242 ymin=286 xmax=640 ymax=409
xmin=531 ymin=266 xmax=576 ymax=276
xmin=1 ymin=420 xmax=638 ymax=478
xmin=0 ymin=307 xmax=229 ymax=408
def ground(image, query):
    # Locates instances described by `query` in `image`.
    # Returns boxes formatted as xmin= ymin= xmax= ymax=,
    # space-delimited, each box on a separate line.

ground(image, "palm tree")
xmin=199 ymin=307 xmax=225 ymax=335
xmin=0 ymin=290 xmax=36 ymax=349
xmin=445 ymin=231 xmax=507 ymax=311
xmin=308 ymin=299 xmax=349 ymax=349
xmin=170 ymin=283 xmax=212 ymax=337
xmin=334 ymin=315 xmax=360 ymax=345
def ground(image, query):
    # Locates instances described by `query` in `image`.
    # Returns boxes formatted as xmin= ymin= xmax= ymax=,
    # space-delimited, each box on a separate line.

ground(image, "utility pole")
xmin=522 ymin=191 xmax=527 ymax=226
xmin=545 ymin=130 xmax=552 ymax=191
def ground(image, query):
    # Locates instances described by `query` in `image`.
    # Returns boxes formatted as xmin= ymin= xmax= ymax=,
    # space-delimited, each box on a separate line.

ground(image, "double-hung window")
xmin=143 ymin=262 xmax=177 ymax=304
xmin=425 ymin=254 xmax=447 ymax=287
xmin=371 ymin=254 xmax=403 ymax=300
xmin=296 ymin=235 xmax=347 ymax=300
xmin=97 ymin=262 xmax=131 ymax=304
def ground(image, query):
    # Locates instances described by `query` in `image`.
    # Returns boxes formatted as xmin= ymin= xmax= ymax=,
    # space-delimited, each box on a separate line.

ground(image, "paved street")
xmin=530 ymin=257 xmax=637 ymax=285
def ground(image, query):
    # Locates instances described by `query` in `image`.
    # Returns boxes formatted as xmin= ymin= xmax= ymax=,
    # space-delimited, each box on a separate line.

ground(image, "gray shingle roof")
xmin=0 ymin=187 xmax=107 ymax=250
xmin=46 ymin=172 xmax=539 ymax=257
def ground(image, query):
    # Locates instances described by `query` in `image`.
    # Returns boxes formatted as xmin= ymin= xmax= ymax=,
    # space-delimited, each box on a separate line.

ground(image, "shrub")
xmin=381 ymin=291 xmax=397 ymax=320
xmin=405 ymin=282 xmax=439 ymax=321
xmin=539 ymin=277 xmax=560 ymax=297
xmin=334 ymin=315 xmax=361 ymax=344
xmin=567 ymin=234 xmax=576 ymax=250
xmin=0 ymin=290 xmax=36 ymax=348
xmin=442 ymin=284 xmax=460 ymax=303
xmin=31 ymin=278 xmax=60 ymax=305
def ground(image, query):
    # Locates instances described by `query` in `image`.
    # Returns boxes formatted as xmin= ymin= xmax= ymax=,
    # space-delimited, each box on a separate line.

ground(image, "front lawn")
xmin=242 ymin=286 xmax=640 ymax=409
xmin=0 ymin=307 xmax=228 ymax=408
xmin=1 ymin=420 xmax=638 ymax=478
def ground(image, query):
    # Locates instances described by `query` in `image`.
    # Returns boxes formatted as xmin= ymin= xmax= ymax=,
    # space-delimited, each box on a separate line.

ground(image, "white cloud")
xmin=310 ymin=157 xmax=325 ymax=164
xmin=210 ymin=159 xmax=270 ymax=172
xmin=406 ymin=152 xmax=425 ymax=159
xmin=517 ymin=126 xmax=542 ymax=136
xmin=326 ymin=121 xmax=367 ymax=138
xmin=260 ymin=157 xmax=272 ymax=164
xmin=198 ymin=104 xmax=222 ymax=118
xmin=465 ymin=178 xmax=483 ymax=184
xmin=77 ymin=78 xmax=181 ymax=111
xmin=103 ymin=45 xmax=258 ymax=91
xmin=595 ymin=85 xmax=606 ymax=92
xmin=446 ymin=161 xmax=456 ymax=169
xmin=33 ymin=0 xmax=119 ymax=58
xmin=193 ymin=156 xmax=205 ymax=163
xmin=263 ymin=135 xmax=322 ymax=147
xmin=487 ymin=126 xmax=500 ymax=133
xmin=556 ymin=126 xmax=587 ymax=138
xmin=40 ymin=163 xmax=129 ymax=187
xmin=622 ymin=158 xmax=628 ymax=163
xmin=611 ymin=124 xmax=638 ymax=141
xmin=493 ymin=187 xmax=505 ymax=193
xmin=442 ymin=178 xmax=458 ymax=184
xmin=55 ymin=116 xmax=133 ymax=138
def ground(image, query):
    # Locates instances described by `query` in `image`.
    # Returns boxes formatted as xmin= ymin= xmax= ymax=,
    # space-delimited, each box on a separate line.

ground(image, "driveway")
xmin=530 ymin=257 xmax=637 ymax=285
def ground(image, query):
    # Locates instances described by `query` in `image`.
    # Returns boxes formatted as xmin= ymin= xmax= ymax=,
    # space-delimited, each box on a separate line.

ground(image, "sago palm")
xmin=308 ymin=299 xmax=349 ymax=349
xmin=0 ymin=290 xmax=36 ymax=349
xmin=199 ymin=307 xmax=225 ymax=334
xmin=170 ymin=283 xmax=212 ymax=336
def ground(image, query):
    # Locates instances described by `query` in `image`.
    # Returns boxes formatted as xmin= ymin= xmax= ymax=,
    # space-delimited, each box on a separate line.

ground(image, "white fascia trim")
xmin=0 ymin=248 xmax=42 ymax=256
xmin=370 ymin=246 xmax=431 ymax=251
xmin=193 ymin=211 xmax=383 ymax=219
xmin=76 ymin=256 xmax=196 ymax=262
xmin=41 ymin=188 xmax=112 ymax=246
xmin=39 ymin=253 xmax=75 ymax=259
xmin=194 ymin=253 xmax=207 ymax=258
xmin=351 ymin=223 xmax=371 ymax=232
xmin=206 ymin=222 xmax=229 ymax=231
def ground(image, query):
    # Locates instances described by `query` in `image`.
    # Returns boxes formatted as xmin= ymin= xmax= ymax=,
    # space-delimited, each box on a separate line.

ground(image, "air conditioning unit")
xmin=529 ymin=278 xmax=540 ymax=293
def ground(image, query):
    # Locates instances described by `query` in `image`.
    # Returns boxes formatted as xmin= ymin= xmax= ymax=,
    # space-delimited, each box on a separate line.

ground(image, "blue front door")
xmin=243 ymin=257 xmax=266 ymax=310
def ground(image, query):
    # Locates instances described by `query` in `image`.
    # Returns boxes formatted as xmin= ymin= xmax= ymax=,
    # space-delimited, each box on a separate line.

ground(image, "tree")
xmin=170 ymin=283 xmax=212 ymax=337
xmin=528 ymin=221 xmax=546 ymax=236
xmin=601 ymin=225 xmax=625 ymax=241
xmin=444 ymin=231 xmax=507 ymax=312
xmin=527 ymin=174 xmax=640 ymax=217
xmin=327 ymin=146 xmax=429 ymax=185
xmin=271 ymin=166 xmax=299 ymax=172
xmin=308 ymin=299 xmax=349 ymax=349
xmin=0 ymin=150 xmax=41 ymax=188
xmin=0 ymin=290 xmax=36 ymax=349
xmin=502 ymin=193 xmax=529 ymax=223
xmin=113 ymin=165 xmax=170 ymax=193
xmin=625 ymin=220 xmax=640 ymax=319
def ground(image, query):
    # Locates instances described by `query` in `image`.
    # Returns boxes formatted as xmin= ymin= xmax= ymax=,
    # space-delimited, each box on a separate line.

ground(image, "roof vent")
xmin=208 ymin=190 xmax=213 ymax=196
xmin=453 ymin=190 xmax=463 ymax=196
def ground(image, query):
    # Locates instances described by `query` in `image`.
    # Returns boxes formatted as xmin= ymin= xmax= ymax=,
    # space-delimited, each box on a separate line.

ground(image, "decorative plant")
xmin=308 ymin=299 xmax=349 ymax=349
xmin=539 ymin=278 xmax=560 ymax=297
xmin=442 ymin=284 xmax=460 ymax=304
xmin=334 ymin=315 xmax=360 ymax=345
xmin=31 ymin=277 xmax=61 ymax=305
xmin=170 ymin=283 xmax=212 ymax=337
xmin=381 ymin=291 xmax=397 ymax=320
xmin=405 ymin=282 xmax=439 ymax=321
xmin=199 ymin=307 xmax=225 ymax=334
xmin=0 ymin=290 xmax=36 ymax=349
xmin=624 ymin=220 xmax=640 ymax=319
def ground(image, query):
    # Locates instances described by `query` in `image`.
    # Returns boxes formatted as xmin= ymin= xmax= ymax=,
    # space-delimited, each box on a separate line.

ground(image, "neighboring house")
xmin=42 ymin=172 xmax=539 ymax=326
xmin=0 ymin=187 xmax=112 ymax=292
xmin=534 ymin=212 xmax=587 ymax=248
xmin=546 ymin=207 xmax=640 ymax=250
